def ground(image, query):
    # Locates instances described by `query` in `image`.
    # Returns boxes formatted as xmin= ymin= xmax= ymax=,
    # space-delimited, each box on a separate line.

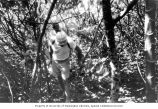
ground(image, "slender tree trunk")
xmin=1 ymin=71 xmax=13 ymax=102
xmin=144 ymin=0 xmax=157 ymax=102
xmin=102 ymin=0 xmax=138 ymax=102
xmin=30 ymin=0 xmax=58 ymax=102
xmin=102 ymin=0 xmax=119 ymax=102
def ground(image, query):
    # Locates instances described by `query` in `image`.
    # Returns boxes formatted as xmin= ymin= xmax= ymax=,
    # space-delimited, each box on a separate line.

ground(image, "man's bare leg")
xmin=58 ymin=75 xmax=65 ymax=91
xmin=64 ymin=79 xmax=70 ymax=103
xmin=58 ymin=75 xmax=70 ymax=102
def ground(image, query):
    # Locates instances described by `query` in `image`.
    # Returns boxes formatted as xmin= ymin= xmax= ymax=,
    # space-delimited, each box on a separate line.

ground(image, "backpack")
xmin=67 ymin=42 xmax=71 ymax=51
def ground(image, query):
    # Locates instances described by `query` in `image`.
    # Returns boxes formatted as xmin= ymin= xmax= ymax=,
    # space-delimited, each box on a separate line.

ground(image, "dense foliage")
xmin=0 ymin=0 xmax=145 ymax=103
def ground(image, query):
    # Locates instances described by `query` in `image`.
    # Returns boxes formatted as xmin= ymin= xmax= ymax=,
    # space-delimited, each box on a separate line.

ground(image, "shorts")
xmin=48 ymin=58 xmax=70 ymax=80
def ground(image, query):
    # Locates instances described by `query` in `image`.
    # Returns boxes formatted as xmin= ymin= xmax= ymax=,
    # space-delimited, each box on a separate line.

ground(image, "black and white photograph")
xmin=0 ymin=0 xmax=157 ymax=108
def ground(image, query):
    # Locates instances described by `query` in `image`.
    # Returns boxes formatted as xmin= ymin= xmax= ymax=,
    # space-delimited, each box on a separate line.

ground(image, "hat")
xmin=55 ymin=31 xmax=68 ymax=46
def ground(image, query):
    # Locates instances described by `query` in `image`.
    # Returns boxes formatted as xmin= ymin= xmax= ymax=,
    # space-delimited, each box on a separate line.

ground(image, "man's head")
xmin=52 ymin=23 xmax=60 ymax=32
xmin=55 ymin=31 xmax=68 ymax=46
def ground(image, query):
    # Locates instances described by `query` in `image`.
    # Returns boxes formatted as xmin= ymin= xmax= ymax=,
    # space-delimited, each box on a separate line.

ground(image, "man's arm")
xmin=75 ymin=45 xmax=83 ymax=64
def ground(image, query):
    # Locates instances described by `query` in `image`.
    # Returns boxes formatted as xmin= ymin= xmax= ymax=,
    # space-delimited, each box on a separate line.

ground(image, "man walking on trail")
xmin=48 ymin=23 xmax=83 ymax=102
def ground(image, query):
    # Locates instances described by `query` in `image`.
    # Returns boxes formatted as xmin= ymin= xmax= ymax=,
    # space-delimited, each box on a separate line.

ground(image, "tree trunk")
xmin=102 ymin=0 xmax=119 ymax=102
xmin=102 ymin=0 xmax=138 ymax=102
xmin=144 ymin=0 xmax=157 ymax=102
xmin=30 ymin=0 xmax=58 ymax=102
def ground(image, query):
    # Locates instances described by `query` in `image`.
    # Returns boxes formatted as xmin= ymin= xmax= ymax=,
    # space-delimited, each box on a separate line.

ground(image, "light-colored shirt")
xmin=50 ymin=31 xmax=76 ymax=61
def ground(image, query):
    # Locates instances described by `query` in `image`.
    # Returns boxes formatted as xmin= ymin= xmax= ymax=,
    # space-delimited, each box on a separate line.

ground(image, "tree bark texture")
xmin=144 ymin=0 xmax=157 ymax=102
